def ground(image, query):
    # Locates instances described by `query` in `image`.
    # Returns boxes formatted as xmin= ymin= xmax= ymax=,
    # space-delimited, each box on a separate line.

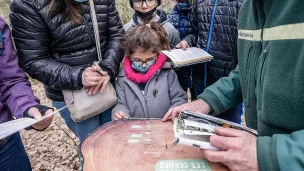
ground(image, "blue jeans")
xmin=193 ymin=79 xmax=242 ymax=124
xmin=52 ymin=101 xmax=112 ymax=141
xmin=0 ymin=133 xmax=32 ymax=171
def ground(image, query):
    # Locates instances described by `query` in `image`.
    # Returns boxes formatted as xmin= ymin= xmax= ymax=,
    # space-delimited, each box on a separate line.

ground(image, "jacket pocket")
xmin=244 ymin=43 xmax=254 ymax=108
xmin=256 ymin=44 xmax=270 ymax=111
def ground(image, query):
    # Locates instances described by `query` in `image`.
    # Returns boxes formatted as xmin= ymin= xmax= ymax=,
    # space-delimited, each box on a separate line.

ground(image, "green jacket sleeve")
xmin=258 ymin=129 xmax=304 ymax=171
xmin=198 ymin=65 xmax=243 ymax=116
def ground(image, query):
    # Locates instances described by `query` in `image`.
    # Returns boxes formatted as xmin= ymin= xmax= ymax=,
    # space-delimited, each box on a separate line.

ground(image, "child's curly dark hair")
xmin=124 ymin=23 xmax=170 ymax=56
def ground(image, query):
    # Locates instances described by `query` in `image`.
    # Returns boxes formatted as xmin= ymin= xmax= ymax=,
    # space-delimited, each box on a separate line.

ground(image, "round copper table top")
xmin=80 ymin=119 xmax=228 ymax=171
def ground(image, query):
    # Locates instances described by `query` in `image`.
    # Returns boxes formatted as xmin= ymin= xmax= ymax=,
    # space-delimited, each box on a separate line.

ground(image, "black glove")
xmin=23 ymin=105 xmax=53 ymax=118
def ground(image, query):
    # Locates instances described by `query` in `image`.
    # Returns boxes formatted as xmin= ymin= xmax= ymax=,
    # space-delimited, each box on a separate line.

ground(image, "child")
xmin=167 ymin=0 xmax=192 ymax=40
xmin=124 ymin=0 xmax=181 ymax=48
xmin=167 ymin=0 xmax=195 ymax=99
xmin=112 ymin=23 xmax=187 ymax=120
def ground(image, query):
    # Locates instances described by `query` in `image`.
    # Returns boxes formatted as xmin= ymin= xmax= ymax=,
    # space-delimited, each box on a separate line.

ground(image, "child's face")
xmin=130 ymin=50 xmax=158 ymax=67
xmin=133 ymin=0 xmax=158 ymax=13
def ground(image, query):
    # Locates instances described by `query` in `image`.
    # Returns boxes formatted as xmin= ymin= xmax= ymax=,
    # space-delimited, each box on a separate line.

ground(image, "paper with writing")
xmin=161 ymin=47 xmax=213 ymax=67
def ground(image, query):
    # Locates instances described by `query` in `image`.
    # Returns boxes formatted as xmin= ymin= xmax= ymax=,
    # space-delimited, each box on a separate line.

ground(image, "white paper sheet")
xmin=0 ymin=106 xmax=67 ymax=140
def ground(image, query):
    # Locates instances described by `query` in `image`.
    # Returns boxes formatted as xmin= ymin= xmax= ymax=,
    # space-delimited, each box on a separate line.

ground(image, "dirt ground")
xmin=20 ymin=81 xmax=80 ymax=171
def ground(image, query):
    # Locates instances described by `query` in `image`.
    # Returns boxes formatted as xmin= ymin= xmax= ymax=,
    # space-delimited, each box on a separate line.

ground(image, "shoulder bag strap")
xmin=88 ymin=0 xmax=102 ymax=61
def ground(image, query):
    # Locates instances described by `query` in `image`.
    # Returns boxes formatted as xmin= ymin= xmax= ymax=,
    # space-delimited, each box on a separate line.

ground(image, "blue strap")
xmin=204 ymin=0 xmax=219 ymax=87
xmin=0 ymin=29 xmax=3 ymax=55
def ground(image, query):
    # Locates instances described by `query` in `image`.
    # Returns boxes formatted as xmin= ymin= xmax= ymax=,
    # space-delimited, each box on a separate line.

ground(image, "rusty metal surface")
xmin=81 ymin=119 xmax=228 ymax=171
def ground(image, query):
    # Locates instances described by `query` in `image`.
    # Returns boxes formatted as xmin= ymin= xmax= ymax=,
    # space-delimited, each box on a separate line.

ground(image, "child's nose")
xmin=142 ymin=1 xmax=148 ymax=8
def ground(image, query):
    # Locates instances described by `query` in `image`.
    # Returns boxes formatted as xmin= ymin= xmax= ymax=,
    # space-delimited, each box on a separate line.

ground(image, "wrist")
xmin=198 ymin=99 xmax=213 ymax=113
xmin=98 ymin=64 xmax=113 ymax=79
xmin=79 ymin=68 xmax=85 ymax=87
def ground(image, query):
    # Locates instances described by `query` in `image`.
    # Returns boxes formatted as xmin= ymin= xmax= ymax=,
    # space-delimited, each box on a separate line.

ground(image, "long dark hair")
xmin=125 ymin=23 xmax=170 ymax=56
xmin=48 ymin=0 xmax=83 ymax=24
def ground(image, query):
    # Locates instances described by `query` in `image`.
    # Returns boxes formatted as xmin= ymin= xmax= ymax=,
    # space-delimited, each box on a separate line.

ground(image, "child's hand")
xmin=175 ymin=40 xmax=190 ymax=50
xmin=114 ymin=111 xmax=128 ymax=120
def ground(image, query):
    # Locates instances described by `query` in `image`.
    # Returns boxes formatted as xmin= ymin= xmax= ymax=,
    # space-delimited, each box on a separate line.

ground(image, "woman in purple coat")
xmin=0 ymin=17 xmax=53 ymax=171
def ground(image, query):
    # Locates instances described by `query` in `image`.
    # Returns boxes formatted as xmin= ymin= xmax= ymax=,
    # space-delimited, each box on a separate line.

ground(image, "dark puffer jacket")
xmin=184 ymin=0 xmax=243 ymax=84
xmin=167 ymin=2 xmax=192 ymax=39
xmin=10 ymin=0 xmax=125 ymax=101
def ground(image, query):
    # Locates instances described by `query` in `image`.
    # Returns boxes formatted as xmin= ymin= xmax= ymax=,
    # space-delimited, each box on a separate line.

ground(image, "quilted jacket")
xmin=167 ymin=2 xmax=192 ymax=39
xmin=184 ymin=0 xmax=243 ymax=85
xmin=10 ymin=0 xmax=125 ymax=101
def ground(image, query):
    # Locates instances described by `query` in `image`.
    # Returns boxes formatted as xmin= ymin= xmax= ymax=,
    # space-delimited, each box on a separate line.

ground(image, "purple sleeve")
xmin=0 ymin=18 xmax=38 ymax=118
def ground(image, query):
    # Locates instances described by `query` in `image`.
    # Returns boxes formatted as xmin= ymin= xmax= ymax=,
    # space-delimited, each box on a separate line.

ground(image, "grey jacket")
xmin=123 ymin=10 xmax=181 ymax=48
xmin=112 ymin=62 xmax=187 ymax=119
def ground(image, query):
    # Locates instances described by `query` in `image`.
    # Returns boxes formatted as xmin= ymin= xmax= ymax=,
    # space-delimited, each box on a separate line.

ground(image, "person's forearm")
xmin=0 ymin=19 xmax=38 ymax=118
xmin=198 ymin=66 xmax=243 ymax=115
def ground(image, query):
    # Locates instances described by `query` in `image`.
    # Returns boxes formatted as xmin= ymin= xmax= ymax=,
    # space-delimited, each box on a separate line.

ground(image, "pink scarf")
xmin=124 ymin=53 xmax=167 ymax=84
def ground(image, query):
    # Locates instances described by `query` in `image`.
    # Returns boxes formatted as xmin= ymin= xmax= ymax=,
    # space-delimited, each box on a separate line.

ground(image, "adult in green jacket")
xmin=163 ymin=0 xmax=304 ymax=171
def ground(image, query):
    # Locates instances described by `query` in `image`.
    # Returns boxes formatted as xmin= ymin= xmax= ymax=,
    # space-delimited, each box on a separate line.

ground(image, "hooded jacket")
xmin=124 ymin=10 xmax=181 ymax=48
xmin=112 ymin=54 xmax=187 ymax=119
xmin=10 ymin=0 xmax=125 ymax=101
xmin=199 ymin=0 xmax=304 ymax=170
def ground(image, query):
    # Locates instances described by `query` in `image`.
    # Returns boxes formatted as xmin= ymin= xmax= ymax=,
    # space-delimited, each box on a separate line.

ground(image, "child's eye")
xmin=133 ymin=60 xmax=143 ymax=65
xmin=146 ymin=59 xmax=156 ymax=66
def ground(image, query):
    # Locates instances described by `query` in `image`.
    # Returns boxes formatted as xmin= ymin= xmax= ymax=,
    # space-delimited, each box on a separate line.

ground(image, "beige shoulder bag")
xmin=62 ymin=0 xmax=117 ymax=122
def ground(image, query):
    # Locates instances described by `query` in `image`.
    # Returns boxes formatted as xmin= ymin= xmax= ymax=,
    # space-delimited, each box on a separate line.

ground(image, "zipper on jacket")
xmin=257 ymin=45 xmax=269 ymax=111
xmin=244 ymin=44 xmax=254 ymax=107
xmin=246 ymin=42 xmax=263 ymax=108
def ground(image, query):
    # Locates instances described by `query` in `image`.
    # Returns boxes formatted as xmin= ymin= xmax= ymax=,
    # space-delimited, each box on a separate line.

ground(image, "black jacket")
xmin=184 ymin=0 xmax=243 ymax=85
xmin=10 ymin=0 xmax=125 ymax=101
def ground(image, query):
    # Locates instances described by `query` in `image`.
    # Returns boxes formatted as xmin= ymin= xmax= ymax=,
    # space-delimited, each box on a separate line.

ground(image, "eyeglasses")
xmin=130 ymin=57 xmax=157 ymax=66
xmin=132 ymin=0 xmax=157 ymax=8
